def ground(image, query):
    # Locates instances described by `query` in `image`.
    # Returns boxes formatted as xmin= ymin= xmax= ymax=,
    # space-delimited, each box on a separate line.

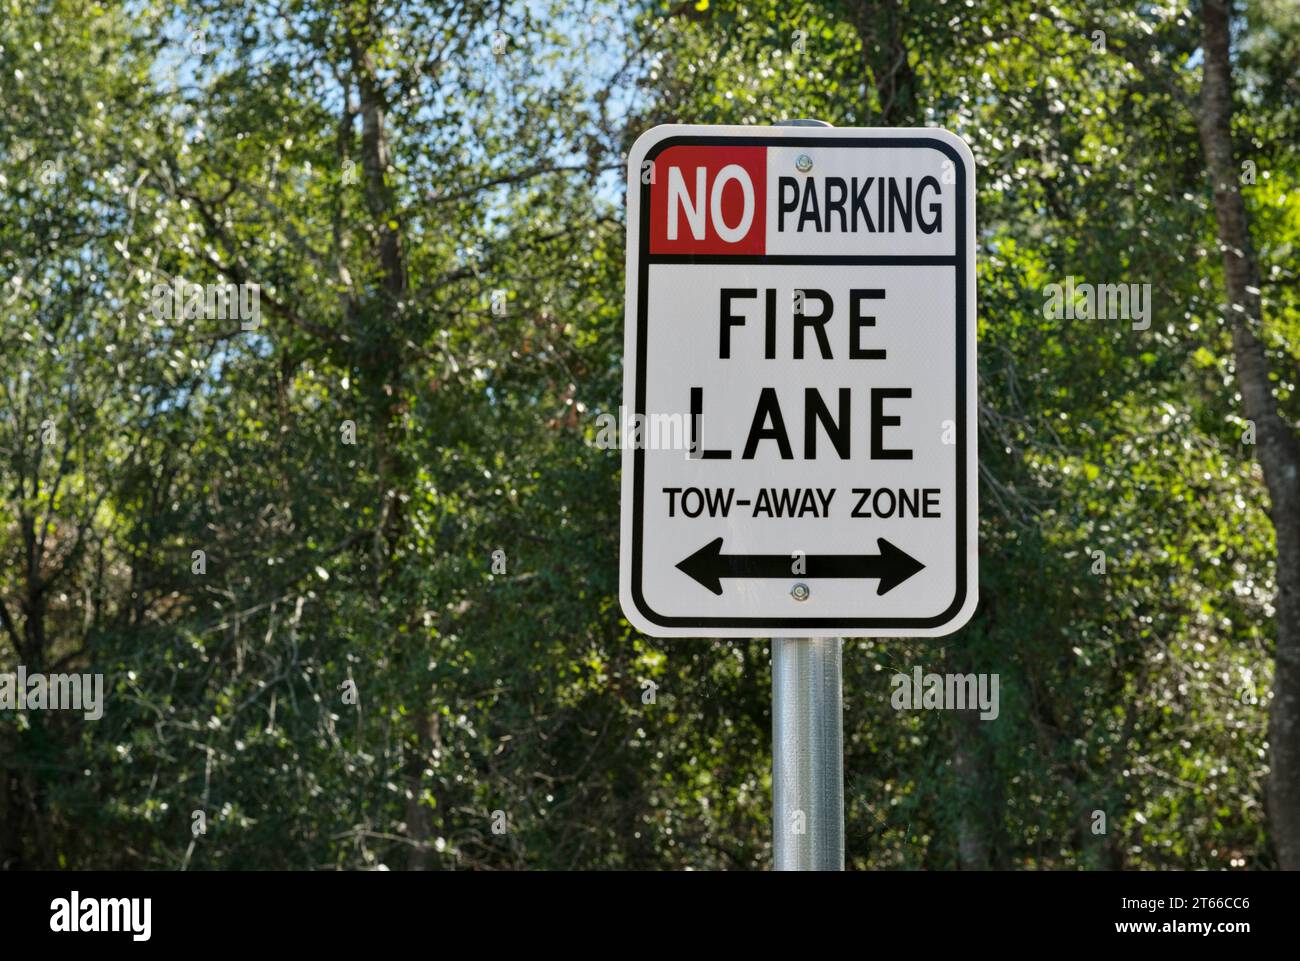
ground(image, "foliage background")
xmin=1 ymin=0 xmax=1297 ymax=869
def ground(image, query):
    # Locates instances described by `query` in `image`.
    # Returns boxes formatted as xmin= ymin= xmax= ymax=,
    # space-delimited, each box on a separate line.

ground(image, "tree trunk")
xmin=1199 ymin=0 xmax=1300 ymax=869
xmin=352 ymin=44 xmax=410 ymax=558
xmin=848 ymin=0 xmax=920 ymax=125
xmin=952 ymin=706 xmax=991 ymax=869
xmin=349 ymin=36 xmax=429 ymax=870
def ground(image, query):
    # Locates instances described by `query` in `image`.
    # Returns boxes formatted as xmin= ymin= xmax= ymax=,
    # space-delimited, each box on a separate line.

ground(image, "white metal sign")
xmin=619 ymin=125 xmax=977 ymax=637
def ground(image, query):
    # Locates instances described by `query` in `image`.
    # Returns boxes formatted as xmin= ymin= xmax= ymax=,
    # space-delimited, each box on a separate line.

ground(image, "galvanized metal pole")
xmin=767 ymin=118 xmax=844 ymax=872
xmin=772 ymin=636 xmax=844 ymax=870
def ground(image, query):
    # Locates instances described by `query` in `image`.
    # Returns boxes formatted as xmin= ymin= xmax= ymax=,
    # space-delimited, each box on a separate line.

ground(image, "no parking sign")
xmin=619 ymin=124 xmax=978 ymax=638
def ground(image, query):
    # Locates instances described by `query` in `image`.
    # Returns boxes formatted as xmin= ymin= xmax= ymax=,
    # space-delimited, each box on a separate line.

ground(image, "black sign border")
xmin=629 ymin=133 xmax=971 ymax=631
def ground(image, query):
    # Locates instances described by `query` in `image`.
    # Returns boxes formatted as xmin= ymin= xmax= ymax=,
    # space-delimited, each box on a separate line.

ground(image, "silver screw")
xmin=791 ymin=583 xmax=810 ymax=602
xmin=795 ymin=153 xmax=813 ymax=173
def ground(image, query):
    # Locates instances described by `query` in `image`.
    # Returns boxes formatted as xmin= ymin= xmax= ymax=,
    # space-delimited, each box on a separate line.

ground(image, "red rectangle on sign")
xmin=648 ymin=145 xmax=766 ymax=255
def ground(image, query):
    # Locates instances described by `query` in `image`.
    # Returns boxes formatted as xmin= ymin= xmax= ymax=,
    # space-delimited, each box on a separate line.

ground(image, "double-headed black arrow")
xmin=676 ymin=537 xmax=925 ymax=597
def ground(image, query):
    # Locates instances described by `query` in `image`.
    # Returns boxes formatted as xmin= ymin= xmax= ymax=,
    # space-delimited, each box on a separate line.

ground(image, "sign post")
xmin=772 ymin=633 xmax=843 ymax=870
xmin=619 ymin=120 xmax=977 ymax=869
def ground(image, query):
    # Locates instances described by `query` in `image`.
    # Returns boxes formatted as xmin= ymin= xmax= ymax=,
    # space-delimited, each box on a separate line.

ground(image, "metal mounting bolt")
xmin=795 ymin=154 xmax=813 ymax=173
xmin=790 ymin=582 xmax=811 ymax=602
